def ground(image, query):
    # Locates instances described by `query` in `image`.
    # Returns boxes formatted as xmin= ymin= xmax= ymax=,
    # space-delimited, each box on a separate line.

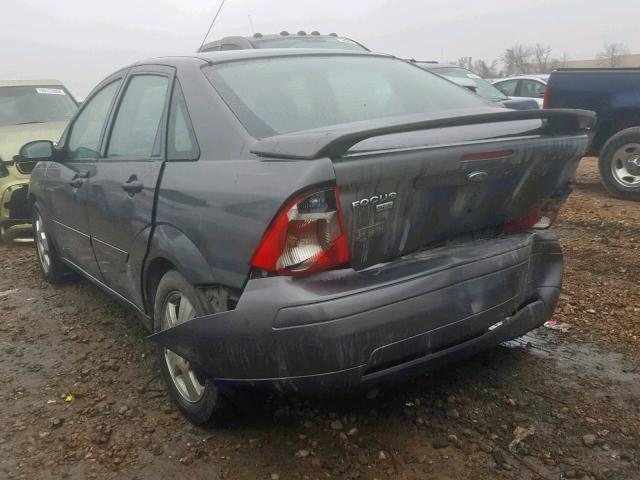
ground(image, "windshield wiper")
xmin=14 ymin=121 xmax=45 ymax=125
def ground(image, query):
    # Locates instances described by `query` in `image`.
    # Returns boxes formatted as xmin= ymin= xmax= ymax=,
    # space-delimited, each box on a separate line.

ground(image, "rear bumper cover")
xmin=150 ymin=231 xmax=563 ymax=392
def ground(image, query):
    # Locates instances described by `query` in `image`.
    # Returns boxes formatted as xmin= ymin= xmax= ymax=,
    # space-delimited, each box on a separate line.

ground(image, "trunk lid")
xmin=335 ymin=126 xmax=588 ymax=269
xmin=251 ymin=108 xmax=594 ymax=270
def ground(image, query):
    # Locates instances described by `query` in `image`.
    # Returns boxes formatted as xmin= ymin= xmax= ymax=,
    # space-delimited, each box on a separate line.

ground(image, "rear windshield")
xmin=252 ymin=36 xmax=367 ymax=51
xmin=430 ymin=67 xmax=507 ymax=102
xmin=204 ymin=55 xmax=489 ymax=137
xmin=0 ymin=86 xmax=77 ymax=127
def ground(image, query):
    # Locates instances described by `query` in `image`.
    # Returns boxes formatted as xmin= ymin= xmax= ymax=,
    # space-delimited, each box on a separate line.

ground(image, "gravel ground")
xmin=1 ymin=157 xmax=638 ymax=480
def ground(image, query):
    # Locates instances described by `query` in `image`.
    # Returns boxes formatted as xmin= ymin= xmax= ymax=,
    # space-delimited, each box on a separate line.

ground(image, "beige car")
xmin=0 ymin=80 xmax=77 ymax=241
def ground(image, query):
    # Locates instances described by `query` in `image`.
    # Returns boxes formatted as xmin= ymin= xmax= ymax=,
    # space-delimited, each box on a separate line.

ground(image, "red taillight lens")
xmin=251 ymin=189 xmax=350 ymax=275
xmin=502 ymin=196 xmax=565 ymax=234
xmin=503 ymin=210 xmax=543 ymax=234
xmin=542 ymin=85 xmax=549 ymax=109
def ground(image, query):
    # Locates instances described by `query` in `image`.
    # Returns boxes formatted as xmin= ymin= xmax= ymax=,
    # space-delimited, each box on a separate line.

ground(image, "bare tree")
xmin=502 ymin=44 xmax=569 ymax=74
xmin=502 ymin=45 xmax=535 ymax=74
xmin=597 ymin=42 xmax=629 ymax=67
xmin=472 ymin=59 xmax=500 ymax=78
xmin=533 ymin=44 xmax=552 ymax=72
xmin=456 ymin=57 xmax=473 ymax=70
xmin=452 ymin=57 xmax=500 ymax=78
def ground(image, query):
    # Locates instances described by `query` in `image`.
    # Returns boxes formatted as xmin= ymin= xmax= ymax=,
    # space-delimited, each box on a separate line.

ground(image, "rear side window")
xmin=520 ymin=80 xmax=545 ymax=97
xmin=167 ymin=81 xmax=200 ymax=160
xmin=67 ymin=80 xmax=121 ymax=160
xmin=107 ymin=75 xmax=169 ymax=158
xmin=205 ymin=55 xmax=488 ymax=137
xmin=494 ymin=79 xmax=518 ymax=96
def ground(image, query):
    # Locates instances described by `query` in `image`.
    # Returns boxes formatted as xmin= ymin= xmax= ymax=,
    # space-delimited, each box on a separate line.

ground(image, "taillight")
xmin=251 ymin=188 xmax=350 ymax=275
xmin=542 ymin=85 xmax=549 ymax=109
xmin=503 ymin=195 xmax=566 ymax=234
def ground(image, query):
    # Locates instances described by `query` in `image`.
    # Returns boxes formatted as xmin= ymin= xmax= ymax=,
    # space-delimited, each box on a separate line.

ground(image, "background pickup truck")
xmin=545 ymin=68 xmax=640 ymax=201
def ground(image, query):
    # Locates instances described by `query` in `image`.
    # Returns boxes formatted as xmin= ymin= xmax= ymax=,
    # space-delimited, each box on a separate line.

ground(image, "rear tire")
xmin=32 ymin=206 xmax=73 ymax=284
xmin=153 ymin=270 xmax=230 ymax=425
xmin=598 ymin=128 xmax=640 ymax=201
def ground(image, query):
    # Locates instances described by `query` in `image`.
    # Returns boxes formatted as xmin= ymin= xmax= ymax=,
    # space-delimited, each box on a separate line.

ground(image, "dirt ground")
xmin=1 ymin=157 xmax=639 ymax=480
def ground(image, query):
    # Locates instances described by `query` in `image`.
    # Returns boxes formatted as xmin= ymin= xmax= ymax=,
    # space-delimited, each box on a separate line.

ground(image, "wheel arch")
xmin=592 ymin=108 xmax=640 ymax=156
xmin=600 ymin=125 xmax=640 ymax=151
xmin=143 ymin=223 xmax=219 ymax=323
xmin=597 ymin=126 xmax=640 ymax=201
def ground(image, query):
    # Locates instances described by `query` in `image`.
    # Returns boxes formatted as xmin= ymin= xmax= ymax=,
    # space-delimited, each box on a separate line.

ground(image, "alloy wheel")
xmin=34 ymin=213 xmax=51 ymax=274
xmin=162 ymin=292 xmax=205 ymax=403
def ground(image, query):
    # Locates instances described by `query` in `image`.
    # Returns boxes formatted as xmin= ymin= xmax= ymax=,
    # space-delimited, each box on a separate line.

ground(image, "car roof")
xmin=414 ymin=62 xmax=459 ymax=69
xmin=199 ymin=33 xmax=367 ymax=52
xmin=0 ymin=79 xmax=65 ymax=87
xmin=494 ymin=75 xmax=549 ymax=82
xmin=133 ymin=48 xmax=391 ymax=68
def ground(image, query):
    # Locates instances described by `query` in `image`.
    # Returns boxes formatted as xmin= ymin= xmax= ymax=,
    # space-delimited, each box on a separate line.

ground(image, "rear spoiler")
xmin=250 ymin=108 xmax=595 ymax=160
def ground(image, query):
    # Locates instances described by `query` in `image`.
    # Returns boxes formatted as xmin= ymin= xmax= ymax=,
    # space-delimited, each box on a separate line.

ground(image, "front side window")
xmin=205 ymin=55 xmax=488 ymax=137
xmin=107 ymin=75 xmax=169 ymax=158
xmin=0 ymin=85 xmax=77 ymax=127
xmin=67 ymin=80 xmax=121 ymax=160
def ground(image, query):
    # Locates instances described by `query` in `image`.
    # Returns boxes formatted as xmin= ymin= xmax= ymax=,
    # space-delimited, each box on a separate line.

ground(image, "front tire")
xmin=153 ymin=270 xmax=229 ymax=424
xmin=598 ymin=128 xmax=640 ymax=201
xmin=33 ymin=207 xmax=72 ymax=284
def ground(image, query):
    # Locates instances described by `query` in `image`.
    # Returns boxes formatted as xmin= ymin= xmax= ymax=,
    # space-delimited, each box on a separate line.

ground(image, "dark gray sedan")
xmin=21 ymin=49 xmax=593 ymax=424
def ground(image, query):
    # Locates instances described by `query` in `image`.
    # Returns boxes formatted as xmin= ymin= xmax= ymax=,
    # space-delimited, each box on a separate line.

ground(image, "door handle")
xmin=122 ymin=176 xmax=144 ymax=195
xmin=69 ymin=170 xmax=89 ymax=188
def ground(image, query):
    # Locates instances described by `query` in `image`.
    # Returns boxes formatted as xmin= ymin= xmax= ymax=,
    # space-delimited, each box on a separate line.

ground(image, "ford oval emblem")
xmin=467 ymin=171 xmax=489 ymax=183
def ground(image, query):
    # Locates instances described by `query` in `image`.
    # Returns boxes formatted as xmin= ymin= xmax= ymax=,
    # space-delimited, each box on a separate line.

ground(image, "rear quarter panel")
xmin=154 ymin=158 xmax=336 ymax=289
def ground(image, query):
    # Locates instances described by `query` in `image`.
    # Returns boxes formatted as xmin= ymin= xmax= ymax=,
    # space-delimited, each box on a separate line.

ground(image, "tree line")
xmin=455 ymin=42 xmax=630 ymax=78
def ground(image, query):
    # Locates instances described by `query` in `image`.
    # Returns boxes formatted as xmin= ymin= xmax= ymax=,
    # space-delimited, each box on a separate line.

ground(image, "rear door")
xmin=86 ymin=65 xmax=173 ymax=306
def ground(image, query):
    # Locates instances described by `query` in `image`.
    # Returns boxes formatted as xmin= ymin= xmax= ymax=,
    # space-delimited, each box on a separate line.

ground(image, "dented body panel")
xmin=151 ymin=232 xmax=563 ymax=392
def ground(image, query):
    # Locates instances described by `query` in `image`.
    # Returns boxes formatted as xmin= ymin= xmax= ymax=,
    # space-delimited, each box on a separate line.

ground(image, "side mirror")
xmin=19 ymin=140 xmax=54 ymax=161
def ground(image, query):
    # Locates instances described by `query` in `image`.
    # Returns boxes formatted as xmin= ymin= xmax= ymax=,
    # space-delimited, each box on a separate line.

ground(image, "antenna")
xmin=198 ymin=0 xmax=228 ymax=51
xmin=248 ymin=14 xmax=255 ymax=35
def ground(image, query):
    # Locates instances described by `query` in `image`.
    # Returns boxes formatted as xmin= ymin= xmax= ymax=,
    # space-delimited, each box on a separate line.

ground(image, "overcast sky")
xmin=2 ymin=0 xmax=638 ymax=99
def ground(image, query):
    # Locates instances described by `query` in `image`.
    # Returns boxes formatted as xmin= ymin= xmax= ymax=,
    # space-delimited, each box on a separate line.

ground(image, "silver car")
xmin=491 ymin=75 xmax=549 ymax=108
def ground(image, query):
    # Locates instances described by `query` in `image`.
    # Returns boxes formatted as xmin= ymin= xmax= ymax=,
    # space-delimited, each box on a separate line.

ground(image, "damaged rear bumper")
xmin=150 ymin=231 xmax=563 ymax=393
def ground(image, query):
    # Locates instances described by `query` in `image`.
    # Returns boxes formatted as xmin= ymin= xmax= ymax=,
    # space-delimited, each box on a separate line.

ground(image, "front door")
xmin=47 ymin=78 xmax=123 ymax=279
xmin=86 ymin=67 xmax=173 ymax=306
